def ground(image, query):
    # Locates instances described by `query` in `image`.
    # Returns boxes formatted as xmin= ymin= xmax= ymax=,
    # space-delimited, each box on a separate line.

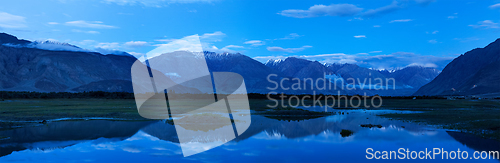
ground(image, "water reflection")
xmin=0 ymin=110 xmax=499 ymax=162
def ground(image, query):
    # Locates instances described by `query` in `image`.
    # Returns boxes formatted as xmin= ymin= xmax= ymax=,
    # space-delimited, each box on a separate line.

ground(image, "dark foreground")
xmin=0 ymin=98 xmax=499 ymax=141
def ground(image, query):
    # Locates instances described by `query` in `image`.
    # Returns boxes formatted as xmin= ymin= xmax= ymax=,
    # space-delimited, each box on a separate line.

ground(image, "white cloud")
xmin=65 ymin=20 xmax=117 ymax=29
xmin=428 ymin=39 xmax=438 ymax=44
xmin=254 ymin=52 xmax=453 ymax=70
xmin=72 ymin=29 xmax=100 ymax=34
xmin=124 ymin=41 xmax=148 ymax=48
xmin=267 ymin=45 xmax=312 ymax=53
xmin=279 ymin=4 xmax=363 ymax=18
xmin=432 ymin=30 xmax=438 ymax=34
xmin=454 ymin=37 xmax=480 ymax=42
xmin=362 ymin=1 xmax=401 ymax=17
xmin=369 ymin=51 xmax=382 ymax=53
xmin=199 ymin=31 xmax=225 ymax=42
xmin=414 ymin=0 xmax=435 ymax=6
xmin=448 ymin=16 xmax=458 ymax=19
xmin=101 ymin=0 xmax=216 ymax=7
xmin=215 ymin=45 xmax=245 ymax=53
xmin=373 ymin=25 xmax=381 ymax=28
xmin=469 ymin=20 xmax=499 ymax=29
xmin=147 ymin=34 xmax=203 ymax=60
xmin=244 ymin=40 xmax=264 ymax=46
xmin=354 ymin=35 xmax=366 ymax=38
xmin=0 ymin=12 xmax=27 ymax=28
xmin=277 ymin=33 xmax=302 ymax=40
xmin=280 ymin=1 xmax=435 ymax=19
xmin=149 ymin=31 xmax=230 ymax=58
xmin=490 ymin=3 xmax=500 ymax=9
xmin=390 ymin=19 xmax=413 ymax=23
xmin=95 ymin=42 xmax=121 ymax=49
xmin=47 ymin=22 xmax=59 ymax=25
xmin=223 ymin=45 xmax=244 ymax=49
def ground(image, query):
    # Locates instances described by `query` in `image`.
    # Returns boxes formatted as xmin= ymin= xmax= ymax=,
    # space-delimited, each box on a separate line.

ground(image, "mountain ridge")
xmin=414 ymin=38 xmax=500 ymax=96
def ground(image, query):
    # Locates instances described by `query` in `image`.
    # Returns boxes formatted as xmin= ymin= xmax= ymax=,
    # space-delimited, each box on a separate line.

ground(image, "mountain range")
xmin=0 ymin=32 xmax=446 ymax=96
xmin=266 ymin=57 xmax=440 ymax=95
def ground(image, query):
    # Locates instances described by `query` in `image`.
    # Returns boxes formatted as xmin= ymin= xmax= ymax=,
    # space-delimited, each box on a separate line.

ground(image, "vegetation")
xmin=1 ymin=91 xmax=500 ymax=140
xmin=0 ymin=91 xmax=135 ymax=99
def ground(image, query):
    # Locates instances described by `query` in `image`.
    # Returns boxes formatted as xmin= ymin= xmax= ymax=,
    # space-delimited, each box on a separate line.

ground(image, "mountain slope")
xmin=267 ymin=57 xmax=440 ymax=96
xmin=0 ymin=33 xmax=138 ymax=92
xmin=414 ymin=38 xmax=500 ymax=96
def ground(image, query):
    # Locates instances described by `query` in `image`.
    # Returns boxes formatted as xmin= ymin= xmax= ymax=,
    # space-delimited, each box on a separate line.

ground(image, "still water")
xmin=0 ymin=109 xmax=499 ymax=162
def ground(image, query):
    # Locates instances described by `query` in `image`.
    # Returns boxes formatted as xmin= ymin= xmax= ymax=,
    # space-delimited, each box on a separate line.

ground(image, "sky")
xmin=1 ymin=0 xmax=499 ymax=70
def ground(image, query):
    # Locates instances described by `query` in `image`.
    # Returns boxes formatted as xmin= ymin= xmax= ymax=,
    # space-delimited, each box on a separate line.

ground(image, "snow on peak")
xmin=30 ymin=40 xmax=90 ymax=52
xmin=265 ymin=58 xmax=283 ymax=66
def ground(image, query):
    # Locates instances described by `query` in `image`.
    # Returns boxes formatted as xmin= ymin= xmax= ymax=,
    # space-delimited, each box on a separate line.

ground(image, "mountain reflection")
xmin=0 ymin=111 xmax=496 ymax=158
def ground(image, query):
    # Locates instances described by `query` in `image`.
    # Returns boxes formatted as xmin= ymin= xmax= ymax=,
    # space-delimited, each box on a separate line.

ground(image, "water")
xmin=0 ymin=110 xmax=499 ymax=162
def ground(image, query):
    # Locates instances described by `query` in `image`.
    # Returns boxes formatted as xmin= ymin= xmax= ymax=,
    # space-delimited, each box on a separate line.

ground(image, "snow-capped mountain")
xmin=0 ymin=33 xmax=138 ymax=92
xmin=265 ymin=57 xmax=441 ymax=96
xmin=0 ymin=32 xmax=442 ymax=96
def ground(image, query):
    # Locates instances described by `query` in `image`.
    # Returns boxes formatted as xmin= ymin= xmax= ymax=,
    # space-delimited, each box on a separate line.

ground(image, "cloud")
xmin=373 ymin=25 xmax=381 ymax=27
xmin=95 ymin=42 xmax=121 ymax=49
xmin=490 ymin=3 xmax=500 ymax=9
xmin=149 ymin=31 xmax=230 ymax=59
xmin=432 ymin=30 xmax=438 ymax=34
xmin=469 ymin=20 xmax=499 ymax=29
xmin=414 ymin=0 xmax=435 ymax=6
xmin=369 ymin=51 xmax=382 ymax=53
xmin=223 ymin=45 xmax=244 ymax=49
xmin=212 ymin=45 xmax=245 ymax=53
xmin=447 ymin=13 xmax=458 ymax=19
xmin=101 ymin=0 xmax=216 ymax=7
xmin=244 ymin=40 xmax=264 ymax=46
xmin=65 ymin=20 xmax=117 ymax=29
xmin=199 ymin=31 xmax=225 ymax=42
xmin=205 ymin=44 xmax=245 ymax=53
xmin=277 ymin=33 xmax=302 ymax=40
xmin=147 ymin=34 xmax=203 ymax=60
xmin=72 ymin=29 xmax=100 ymax=34
xmin=428 ymin=39 xmax=438 ymax=44
xmin=278 ymin=4 xmax=363 ymax=18
xmin=47 ymin=22 xmax=59 ymax=25
xmin=280 ymin=1 xmax=436 ymax=19
xmin=0 ymin=12 xmax=27 ymax=28
xmin=254 ymin=52 xmax=454 ymax=70
xmin=124 ymin=41 xmax=148 ymax=48
xmin=390 ymin=19 xmax=413 ymax=23
xmin=267 ymin=45 xmax=312 ymax=53
xmin=361 ymin=1 xmax=402 ymax=17
xmin=454 ymin=37 xmax=480 ymax=42
xmin=354 ymin=35 xmax=366 ymax=38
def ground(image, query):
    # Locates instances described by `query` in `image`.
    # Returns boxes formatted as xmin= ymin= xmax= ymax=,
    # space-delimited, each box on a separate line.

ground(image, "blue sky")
xmin=1 ymin=0 xmax=499 ymax=70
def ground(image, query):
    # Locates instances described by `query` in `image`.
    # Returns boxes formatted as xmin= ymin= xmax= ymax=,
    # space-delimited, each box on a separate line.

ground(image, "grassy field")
xmin=377 ymin=99 xmax=500 ymax=140
xmin=0 ymin=99 xmax=144 ymax=122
